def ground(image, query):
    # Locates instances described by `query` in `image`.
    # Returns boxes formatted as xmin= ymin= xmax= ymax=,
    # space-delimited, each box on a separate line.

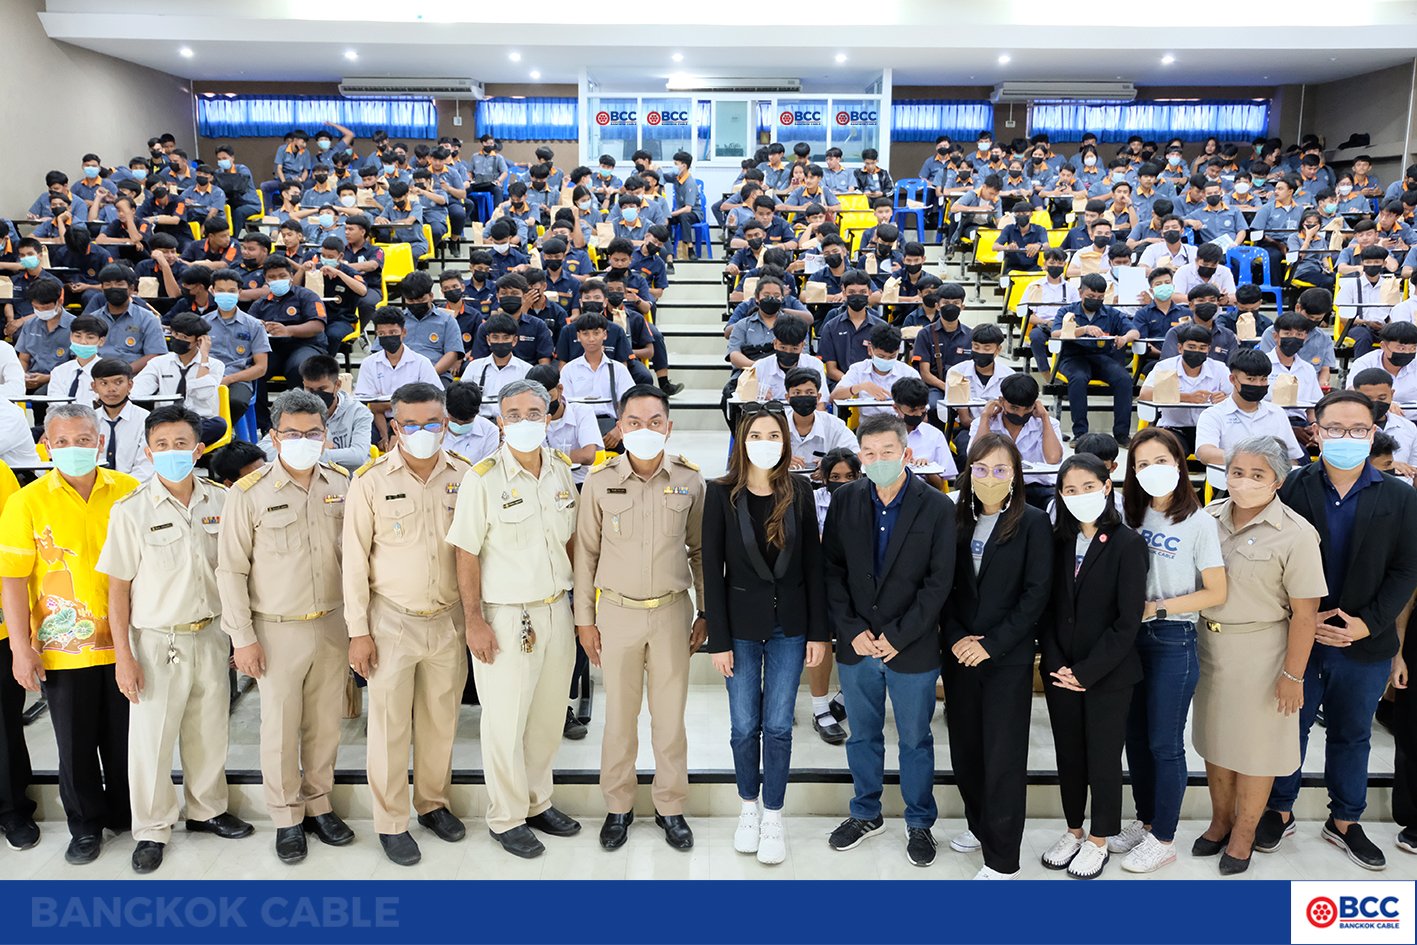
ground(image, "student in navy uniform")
xmin=485 ymin=221 xmax=530 ymax=280
xmin=50 ymin=225 xmax=112 ymax=310
xmin=339 ymin=215 xmax=383 ymax=325
xmin=248 ymin=256 xmax=328 ymax=401
xmin=89 ymin=264 xmax=166 ymax=371
xmin=136 ymin=183 xmax=191 ymax=249
xmin=471 ymin=273 xmax=553 ymax=366
xmin=818 ymin=272 xmax=888 ymax=383
xmin=263 ymin=130 xmax=313 ymax=210
xmin=993 ymin=201 xmax=1049 ymax=273
xmin=211 ymin=145 xmax=261 ymax=224
xmin=1051 ymin=273 xmax=1141 ymax=443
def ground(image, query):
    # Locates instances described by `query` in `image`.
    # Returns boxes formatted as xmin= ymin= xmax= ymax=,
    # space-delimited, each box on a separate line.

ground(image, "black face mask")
xmin=1045 ymin=265 xmax=1065 ymax=279
xmin=167 ymin=337 xmax=191 ymax=356
xmin=747 ymin=238 xmax=764 ymax=250
xmin=532 ymin=181 xmax=546 ymax=190
xmin=489 ymin=341 xmax=515 ymax=358
xmin=498 ymin=296 xmax=522 ymax=315
xmin=1278 ymin=337 xmax=1305 ymax=356
xmin=1238 ymin=383 xmax=1268 ymax=403
xmin=377 ymin=335 xmax=402 ymax=354
xmin=904 ymin=262 xmax=923 ymax=274
xmin=581 ymin=301 xmax=604 ymax=314
xmin=544 ymin=259 xmax=563 ymax=271
xmin=545 ymin=397 xmax=562 ymax=416
xmin=607 ymin=267 xmax=629 ymax=281
xmin=104 ymin=287 xmax=129 ymax=306
xmin=1390 ymin=351 xmax=1417 ymax=367
xmin=845 ymin=295 xmax=869 ymax=312
xmin=471 ymin=270 xmax=488 ymax=283
xmin=1193 ymin=302 xmax=1218 ymax=321
xmin=920 ymin=293 xmax=939 ymax=308
xmin=823 ymin=479 xmax=848 ymax=494
xmin=406 ymin=302 xmax=431 ymax=317
xmin=1081 ymin=297 xmax=1102 ymax=313
xmin=940 ymin=304 xmax=961 ymax=323
xmin=1162 ymin=230 xmax=1182 ymax=244
xmin=1092 ymin=236 xmax=1110 ymax=249
xmin=900 ymin=412 xmax=925 ymax=429
xmin=1013 ymin=215 xmax=1030 ymax=227
xmin=605 ymin=291 xmax=625 ymax=308
xmin=1372 ymin=400 xmax=1391 ymax=423
xmin=1363 ymin=264 xmax=1385 ymax=278
xmin=443 ymin=288 xmax=463 ymax=304
xmin=1181 ymin=349 xmax=1209 ymax=368
xmin=972 ymin=351 xmax=996 ymax=369
xmin=823 ymin=254 xmax=844 ymax=269
xmin=788 ymin=395 xmax=818 ymax=417
xmin=1205 ymin=194 xmax=1222 ymax=207
xmin=1002 ymin=410 xmax=1029 ymax=426
xmin=758 ymin=297 xmax=783 ymax=315
xmin=775 ymin=351 xmax=800 ymax=369
xmin=308 ymin=389 xmax=336 ymax=410
xmin=876 ymin=246 xmax=894 ymax=260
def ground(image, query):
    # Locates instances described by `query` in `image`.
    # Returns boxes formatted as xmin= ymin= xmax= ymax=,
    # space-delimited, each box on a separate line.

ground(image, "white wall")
xmin=2 ymin=0 xmax=194 ymax=214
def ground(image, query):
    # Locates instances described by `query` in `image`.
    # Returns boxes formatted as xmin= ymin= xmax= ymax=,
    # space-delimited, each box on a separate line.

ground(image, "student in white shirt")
xmin=1137 ymin=220 xmax=1197 ymax=272
xmin=558 ymin=311 xmax=635 ymax=445
xmin=893 ymin=376 xmax=956 ymax=489
xmin=1335 ymin=247 xmax=1398 ymax=356
xmin=354 ymin=308 xmax=442 ymax=444
xmin=1173 ymin=245 xmax=1236 ymax=305
xmin=1345 ymin=320 xmax=1417 ymax=404
xmin=785 ymin=367 xmax=855 ymax=469
xmin=0 ymin=398 xmax=41 ymax=469
xmin=1266 ymin=313 xmax=1324 ymax=430
xmin=1195 ymin=348 xmax=1305 ymax=490
xmin=968 ymin=373 xmax=1064 ymax=507
xmin=1024 ymin=248 xmax=1081 ymax=372
xmin=442 ymin=380 xmax=501 ymax=463
xmin=46 ymin=315 xmax=106 ymax=404
xmin=754 ymin=317 xmax=826 ymax=405
xmin=831 ymin=323 xmax=919 ymax=418
xmin=460 ymin=313 xmax=532 ymax=418
xmin=0 ymin=339 xmax=23 ymax=400
xmin=1352 ymin=367 xmax=1417 ymax=473
xmin=91 ymin=358 xmax=153 ymax=481
xmin=132 ymin=313 xmax=227 ymax=444
xmin=526 ymin=363 xmax=603 ymax=485
xmin=945 ymin=323 xmax=1014 ymax=429
xmin=1139 ymin=323 xmax=1232 ymax=457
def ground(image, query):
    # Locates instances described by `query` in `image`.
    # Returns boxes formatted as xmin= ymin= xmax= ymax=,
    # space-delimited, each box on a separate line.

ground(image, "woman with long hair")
xmin=702 ymin=402 xmax=828 ymax=865
xmin=1112 ymin=426 xmax=1227 ymax=873
xmin=943 ymin=434 xmax=1053 ymax=879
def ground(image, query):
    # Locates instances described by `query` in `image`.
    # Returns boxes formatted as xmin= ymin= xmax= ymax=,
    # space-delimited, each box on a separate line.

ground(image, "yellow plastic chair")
xmin=418 ymin=224 xmax=435 ymax=262
xmin=837 ymin=194 xmax=870 ymax=213
xmin=1029 ymin=208 xmax=1053 ymax=229
xmin=206 ymin=386 xmax=234 ymax=452
xmin=378 ymin=243 xmax=415 ymax=305
xmin=1046 ymin=228 xmax=1069 ymax=247
xmin=188 ymin=222 xmax=202 ymax=240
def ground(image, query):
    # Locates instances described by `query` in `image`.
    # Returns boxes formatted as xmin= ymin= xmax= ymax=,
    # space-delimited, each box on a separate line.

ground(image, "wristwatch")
xmin=1154 ymin=604 xmax=1168 ymax=621
xmin=696 ymin=611 xmax=707 ymax=622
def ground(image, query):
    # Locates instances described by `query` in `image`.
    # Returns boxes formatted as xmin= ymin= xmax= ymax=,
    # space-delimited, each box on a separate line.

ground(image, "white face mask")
xmin=401 ymin=428 xmax=441 ymax=459
xmin=1135 ymin=463 xmax=1180 ymax=498
xmin=339 ymin=194 xmax=357 ymax=207
xmin=622 ymin=428 xmax=666 ymax=461
xmin=502 ymin=419 xmax=547 ymax=452
xmin=491 ymin=242 xmax=511 ymax=254
xmin=746 ymin=439 xmax=783 ymax=470
xmin=1233 ymin=181 xmax=1251 ymax=195
xmin=277 ymin=436 xmax=323 ymax=471
xmin=1062 ymin=490 xmax=1108 ymax=524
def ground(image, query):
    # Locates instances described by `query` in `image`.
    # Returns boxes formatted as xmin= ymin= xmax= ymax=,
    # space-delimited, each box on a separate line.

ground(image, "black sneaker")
xmin=563 ymin=707 xmax=588 ymax=740
xmin=1397 ymin=827 xmax=1417 ymax=855
xmin=906 ymin=827 xmax=938 ymax=867
xmin=3 ymin=818 xmax=40 ymax=851
xmin=1253 ymin=810 xmax=1295 ymax=853
xmin=1322 ymin=818 xmax=1386 ymax=871
xmin=828 ymin=816 xmax=884 ymax=851
xmin=659 ymin=380 xmax=685 ymax=397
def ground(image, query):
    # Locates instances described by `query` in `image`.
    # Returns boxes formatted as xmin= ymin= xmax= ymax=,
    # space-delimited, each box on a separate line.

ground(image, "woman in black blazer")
xmin=943 ymin=433 xmax=1053 ymax=880
xmin=702 ymin=403 xmax=828 ymax=866
xmin=1038 ymin=453 xmax=1147 ymax=880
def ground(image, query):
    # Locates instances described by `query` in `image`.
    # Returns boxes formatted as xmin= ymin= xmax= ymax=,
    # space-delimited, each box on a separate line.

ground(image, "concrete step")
xmin=655 ymin=326 xmax=731 ymax=357
xmin=665 ymin=388 xmax=727 ymax=430
xmin=653 ymin=305 xmax=728 ymax=328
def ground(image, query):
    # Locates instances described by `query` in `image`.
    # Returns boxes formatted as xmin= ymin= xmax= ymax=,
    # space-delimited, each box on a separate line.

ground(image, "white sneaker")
xmin=1107 ymin=819 xmax=1149 ymax=854
xmin=756 ymin=818 xmax=786 ymax=865
xmin=950 ymin=828 xmax=982 ymax=853
xmin=973 ymin=865 xmax=1020 ymax=879
xmin=734 ymin=805 xmax=760 ymax=854
xmin=1041 ymin=831 xmax=1083 ymax=870
xmin=1067 ymin=840 xmax=1109 ymax=879
xmin=1122 ymin=832 xmax=1177 ymax=873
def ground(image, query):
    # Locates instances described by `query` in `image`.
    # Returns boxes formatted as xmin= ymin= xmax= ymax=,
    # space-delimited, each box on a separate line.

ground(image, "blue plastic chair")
xmin=468 ymin=192 xmax=494 ymax=222
xmin=892 ymin=178 xmax=928 ymax=243
xmin=1225 ymin=245 xmax=1283 ymax=310
xmin=235 ymin=379 xmax=262 ymax=443
xmin=672 ymin=181 xmax=713 ymax=259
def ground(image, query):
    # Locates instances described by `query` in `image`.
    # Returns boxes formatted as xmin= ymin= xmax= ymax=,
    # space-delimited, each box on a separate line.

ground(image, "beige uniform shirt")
xmin=96 ymin=476 xmax=225 ymax=629
xmin=1202 ymin=497 xmax=1328 ymax=627
xmin=216 ymin=461 xmax=350 ymax=648
xmin=445 ymin=444 xmax=577 ymax=605
xmin=342 ymin=448 xmax=472 ymax=637
xmin=573 ymin=452 xmax=705 ymax=624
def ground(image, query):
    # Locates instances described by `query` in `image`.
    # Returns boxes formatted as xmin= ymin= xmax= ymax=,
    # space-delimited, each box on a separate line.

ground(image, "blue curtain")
xmin=891 ymin=100 xmax=995 ymax=142
xmin=1029 ymin=100 xmax=1270 ymax=142
xmin=197 ymin=95 xmax=437 ymax=138
xmin=475 ymin=97 xmax=577 ymax=140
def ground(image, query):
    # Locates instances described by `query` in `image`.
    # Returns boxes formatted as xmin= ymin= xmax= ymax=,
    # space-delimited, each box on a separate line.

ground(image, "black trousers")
xmin=943 ymin=658 xmax=1032 ymax=873
xmin=44 ymin=664 xmax=130 ymax=839
xmin=1044 ymin=680 xmax=1132 ymax=838
xmin=0 ymin=647 xmax=35 ymax=829
xmin=1394 ymin=628 xmax=1417 ymax=829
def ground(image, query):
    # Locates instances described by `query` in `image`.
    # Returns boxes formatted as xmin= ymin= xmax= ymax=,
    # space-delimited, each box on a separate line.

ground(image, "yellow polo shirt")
xmin=0 ymin=468 xmax=139 ymax=669
xmin=0 ymin=462 xmax=19 ymax=643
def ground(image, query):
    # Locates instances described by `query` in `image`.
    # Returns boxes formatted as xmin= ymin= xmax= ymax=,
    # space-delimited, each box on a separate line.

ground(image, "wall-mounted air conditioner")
xmin=338 ymin=77 xmax=486 ymax=100
xmin=990 ymin=81 xmax=1137 ymax=103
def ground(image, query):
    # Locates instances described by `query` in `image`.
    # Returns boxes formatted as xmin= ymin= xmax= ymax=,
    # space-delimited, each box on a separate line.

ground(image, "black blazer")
xmin=822 ymin=472 xmax=955 ymax=674
xmin=1038 ymin=522 xmax=1146 ymax=692
xmin=944 ymin=504 xmax=1053 ymax=667
xmin=1279 ymin=462 xmax=1417 ymax=662
xmin=702 ymin=477 xmax=826 ymax=653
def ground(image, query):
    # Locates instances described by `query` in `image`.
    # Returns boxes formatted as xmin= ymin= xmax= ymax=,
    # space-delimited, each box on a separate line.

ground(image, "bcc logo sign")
xmin=1292 ymin=882 xmax=1411 ymax=944
xmin=835 ymin=109 xmax=878 ymax=125
xmin=779 ymin=109 xmax=822 ymax=126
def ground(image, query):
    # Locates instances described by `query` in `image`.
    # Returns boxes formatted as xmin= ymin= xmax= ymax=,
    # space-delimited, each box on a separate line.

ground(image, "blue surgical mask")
xmin=1321 ymin=437 xmax=1371 ymax=471
xmin=51 ymin=446 xmax=100 ymax=478
xmin=448 ymin=420 xmax=476 ymax=436
xmin=70 ymin=342 xmax=99 ymax=359
xmin=268 ymin=279 xmax=291 ymax=297
xmin=213 ymin=291 xmax=239 ymax=311
xmin=382 ymin=164 xmax=396 ymax=175
xmin=1152 ymin=283 xmax=1175 ymax=301
xmin=317 ymin=212 xmax=335 ymax=227
xmin=622 ymin=207 xmax=639 ymax=222
xmin=151 ymin=449 xmax=197 ymax=482
xmin=83 ymin=166 xmax=100 ymax=179
xmin=217 ymin=159 xmax=233 ymax=171
xmin=871 ymin=355 xmax=896 ymax=373
xmin=132 ymin=168 xmax=147 ymax=180
xmin=19 ymin=256 xmax=39 ymax=270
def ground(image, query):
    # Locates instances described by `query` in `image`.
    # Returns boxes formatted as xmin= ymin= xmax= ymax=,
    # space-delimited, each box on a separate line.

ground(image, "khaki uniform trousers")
xmin=598 ymin=592 xmax=692 ymax=815
xmin=252 ymin=612 xmax=347 ymax=827
xmin=128 ymin=623 xmax=231 ymax=844
xmin=365 ymin=596 xmax=468 ymax=834
xmin=472 ymin=597 xmax=575 ymax=833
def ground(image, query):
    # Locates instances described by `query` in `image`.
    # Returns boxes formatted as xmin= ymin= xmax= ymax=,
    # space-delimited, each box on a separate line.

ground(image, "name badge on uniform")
xmin=664 ymin=485 xmax=690 ymax=495
xmin=149 ymin=523 xmax=173 ymax=532
xmin=266 ymin=504 xmax=288 ymax=512
xmin=606 ymin=487 xmax=627 ymax=495
xmin=445 ymin=483 xmax=459 ymax=494
xmin=201 ymin=516 xmax=220 ymax=526
xmin=503 ymin=497 xmax=524 ymax=509
xmin=555 ymin=490 xmax=571 ymax=502
xmin=384 ymin=494 xmax=406 ymax=501
xmin=323 ymin=495 xmax=344 ymax=504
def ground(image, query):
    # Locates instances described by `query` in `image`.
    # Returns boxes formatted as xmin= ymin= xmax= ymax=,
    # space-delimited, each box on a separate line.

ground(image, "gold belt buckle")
xmin=1206 ymin=619 xmax=1222 ymax=633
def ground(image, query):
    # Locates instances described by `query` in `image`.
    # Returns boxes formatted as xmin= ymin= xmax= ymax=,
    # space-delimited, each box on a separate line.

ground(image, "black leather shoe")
xmin=185 ymin=812 xmax=255 ymax=839
xmin=1219 ymin=851 xmax=1251 ymax=875
xmin=600 ymin=812 xmax=634 ymax=850
xmin=64 ymin=834 xmax=102 ymax=865
xmin=1191 ymin=832 xmax=1230 ymax=857
xmin=275 ymin=826 xmax=308 ymax=864
xmin=490 ymin=824 xmax=545 ymax=859
xmin=563 ymin=707 xmax=588 ymax=740
xmin=813 ymin=713 xmax=848 ymax=745
xmin=828 ymin=696 xmax=847 ymax=723
xmin=303 ymin=813 xmax=355 ymax=846
xmin=3 ymin=817 xmax=40 ymax=851
xmin=654 ymin=813 xmax=694 ymax=850
xmin=131 ymin=840 xmax=164 ymax=874
xmin=378 ymin=831 xmax=421 ymax=866
xmin=416 ymin=807 xmax=466 ymax=842
xmin=527 ymin=807 xmax=582 ymax=837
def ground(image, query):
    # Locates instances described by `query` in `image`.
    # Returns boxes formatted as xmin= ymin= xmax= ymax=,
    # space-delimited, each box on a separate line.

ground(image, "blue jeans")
xmin=1125 ymin=619 xmax=1199 ymax=842
xmin=1270 ymin=643 xmax=1392 ymax=821
xmin=1057 ymin=353 xmax=1134 ymax=439
xmin=725 ymin=629 xmax=806 ymax=811
xmin=838 ymin=657 xmax=938 ymax=829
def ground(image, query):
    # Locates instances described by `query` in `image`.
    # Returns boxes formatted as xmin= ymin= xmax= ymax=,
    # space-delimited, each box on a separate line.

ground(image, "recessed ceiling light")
xmin=997 ymin=53 xmax=1011 ymax=65
xmin=509 ymin=51 xmax=522 ymax=62
xmin=529 ymin=70 xmax=541 ymax=80
xmin=179 ymin=47 xmax=194 ymax=58
xmin=834 ymin=53 xmax=847 ymax=64
xmin=1161 ymin=54 xmax=1175 ymax=65
xmin=672 ymin=52 xmax=683 ymax=63
xmin=344 ymin=50 xmax=358 ymax=61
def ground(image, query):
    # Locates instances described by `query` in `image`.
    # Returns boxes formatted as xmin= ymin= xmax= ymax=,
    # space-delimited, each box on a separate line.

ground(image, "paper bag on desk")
xmin=905 ymin=198 xmax=925 ymax=210
xmin=1150 ymin=368 xmax=1180 ymax=403
xmin=733 ymin=364 xmax=759 ymax=402
xmin=1271 ymin=373 xmax=1299 ymax=406
xmin=1235 ymin=310 xmax=1257 ymax=341
xmin=900 ymin=325 xmax=922 ymax=342
xmin=739 ymin=276 xmax=758 ymax=299
xmin=0 ymin=277 xmax=11 ymax=300
xmin=1381 ymin=276 xmax=1403 ymax=305
xmin=356 ymin=188 xmax=377 ymax=208
xmin=799 ymin=280 xmax=827 ymax=304
xmin=593 ymin=222 xmax=614 ymax=247
xmin=527 ymin=247 xmax=541 ymax=268
xmin=1061 ymin=313 xmax=1078 ymax=339
xmin=879 ymin=277 xmax=900 ymax=305
xmin=466 ymin=221 xmax=483 ymax=244
xmin=946 ymin=372 xmax=972 ymax=405
xmin=305 ymin=269 xmax=325 ymax=299
xmin=137 ymin=276 xmax=159 ymax=299
xmin=865 ymin=254 xmax=879 ymax=276
xmin=39 ymin=246 xmax=50 ymax=268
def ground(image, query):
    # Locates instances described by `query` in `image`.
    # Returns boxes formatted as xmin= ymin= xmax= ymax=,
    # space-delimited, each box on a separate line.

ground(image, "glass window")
xmin=829 ymin=98 xmax=881 ymax=163
xmin=775 ymin=98 xmax=829 ymax=161
xmin=587 ymin=96 xmax=639 ymax=163
xmin=712 ymin=100 xmax=750 ymax=160
xmin=641 ymin=96 xmax=695 ymax=164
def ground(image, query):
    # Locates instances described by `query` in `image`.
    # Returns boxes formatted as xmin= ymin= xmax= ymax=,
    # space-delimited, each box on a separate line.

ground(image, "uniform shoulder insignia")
xmin=446 ymin=450 xmax=473 ymax=467
xmin=353 ymin=454 xmax=387 ymax=478
xmin=322 ymin=461 xmax=350 ymax=478
xmin=553 ymin=449 xmax=572 ymax=466
xmin=472 ymin=457 xmax=497 ymax=476
xmin=673 ymin=453 xmax=700 ymax=471
xmin=589 ymin=453 xmax=620 ymax=473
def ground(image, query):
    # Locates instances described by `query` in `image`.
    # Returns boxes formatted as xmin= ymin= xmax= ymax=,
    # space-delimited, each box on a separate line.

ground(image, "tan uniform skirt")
xmin=1192 ymin=620 xmax=1299 ymax=777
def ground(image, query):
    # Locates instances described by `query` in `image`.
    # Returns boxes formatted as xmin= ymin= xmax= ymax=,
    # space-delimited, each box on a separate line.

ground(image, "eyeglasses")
xmin=275 ymin=429 xmax=326 ymax=441
xmin=1318 ymin=425 xmax=1374 ymax=439
xmin=970 ymin=464 xmax=1013 ymax=480
xmin=398 ymin=422 xmax=444 ymax=435
xmin=740 ymin=401 xmax=786 ymax=418
xmin=503 ymin=412 xmax=546 ymax=423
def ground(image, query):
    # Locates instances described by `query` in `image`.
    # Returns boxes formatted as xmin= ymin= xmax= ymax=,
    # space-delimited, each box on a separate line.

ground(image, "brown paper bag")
xmin=865 ymin=254 xmax=879 ymax=276
xmin=1381 ymin=276 xmax=1403 ymax=306
xmin=1061 ymin=313 xmax=1078 ymax=339
xmin=305 ymin=269 xmax=325 ymax=300
xmin=342 ymin=671 xmax=361 ymax=720
xmin=466 ymin=221 xmax=484 ymax=244
xmin=39 ymin=246 xmax=51 ymax=269
xmin=733 ymin=364 xmax=759 ymax=402
xmin=946 ymin=371 xmax=972 ymax=405
xmin=1271 ymin=373 xmax=1299 ymax=407
xmin=593 ymin=222 xmax=615 ymax=247
xmin=739 ymin=276 xmax=758 ymax=299
xmin=527 ymin=247 xmax=541 ymax=268
xmin=879 ymin=277 xmax=900 ymax=305
xmin=1235 ymin=311 xmax=1257 ymax=341
xmin=558 ymin=186 xmax=573 ymax=207
xmin=900 ymin=325 xmax=923 ymax=342
xmin=356 ymin=187 xmax=377 ymax=208
xmin=137 ymin=276 xmax=159 ymax=299
xmin=0 ymin=277 xmax=12 ymax=301
xmin=1150 ymin=368 xmax=1180 ymax=403
xmin=799 ymin=281 xmax=827 ymax=304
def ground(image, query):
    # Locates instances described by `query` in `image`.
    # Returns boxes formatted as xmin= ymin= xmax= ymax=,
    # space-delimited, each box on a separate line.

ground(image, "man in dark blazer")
xmin=821 ymin=413 xmax=955 ymax=867
xmin=1258 ymin=390 xmax=1417 ymax=871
